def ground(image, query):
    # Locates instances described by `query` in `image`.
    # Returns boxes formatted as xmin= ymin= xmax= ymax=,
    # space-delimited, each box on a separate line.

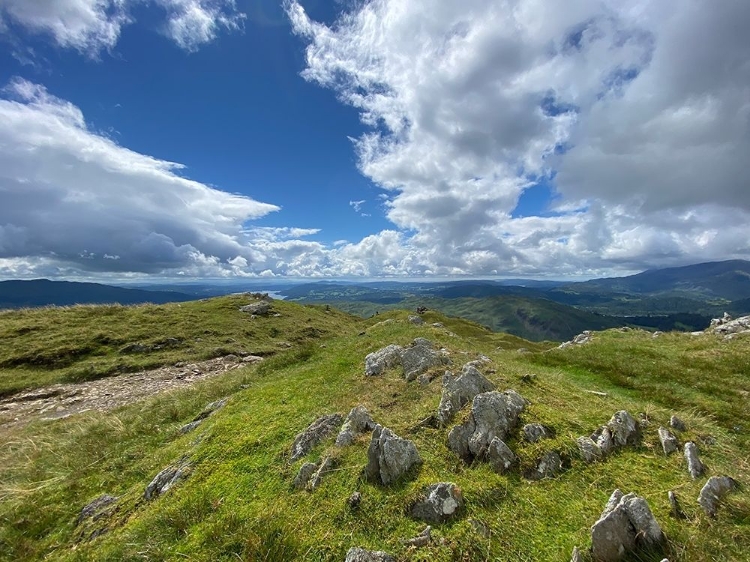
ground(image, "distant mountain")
xmin=0 ymin=279 xmax=195 ymax=309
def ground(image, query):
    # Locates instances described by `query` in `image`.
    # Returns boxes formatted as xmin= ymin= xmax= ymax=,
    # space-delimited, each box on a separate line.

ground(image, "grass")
xmin=0 ymin=300 xmax=748 ymax=561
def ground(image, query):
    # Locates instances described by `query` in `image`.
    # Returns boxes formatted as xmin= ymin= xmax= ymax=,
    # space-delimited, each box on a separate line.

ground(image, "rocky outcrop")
xmin=410 ymin=482 xmax=464 ymax=523
xmin=290 ymin=413 xmax=343 ymax=461
xmin=293 ymin=462 xmax=318 ymax=490
xmin=239 ymin=301 xmax=272 ymax=316
xmin=76 ymin=494 xmax=118 ymax=526
xmin=179 ymin=398 xmax=227 ymax=434
xmin=437 ymin=364 xmax=495 ymax=425
xmin=559 ymin=331 xmax=593 ymax=349
xmin=577 ymin=436 xmax=604 ymax=463
xmin=336 ymin=405 xmax=376 ymax=447
xmin=590 ymin=490 xmax=664 ymax=562
xmin=579 ymin=410 xmax=640 ymax=463
xmin=657 ymin=427 xmax=679 ymax=455
xmin=698 ymin=476 xmax=738 ymax=516
xmin=364 ymin=344 xmax=403 ymax=376
xmin=345 ymin=547 xmax=395 ymax=562
xmin=365 ymin=425 xmax=421 ymax=485
xmin=684 ymin=442 xmax=705 ymax=478
xmin=408 ymin=315 xmax=425 ymax=325
xmin=144 ymin=459 xmax=191 ymax=500
xmin=709 ymin=313 xmax=750 ymax=336
xmin=447 ymin=390 xmax=526 ymax=462
xmin=400 ymin=338 xmax=450 ymax=382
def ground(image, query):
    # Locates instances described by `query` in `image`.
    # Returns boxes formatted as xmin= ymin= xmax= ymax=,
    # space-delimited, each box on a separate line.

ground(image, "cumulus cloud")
xmin=285 ymin=0 xmax=750 ymax=277
xmin=0 ymin=0 xmax=244 ymax=55
xmin=0 ymin=77 xmax=281 ymax=277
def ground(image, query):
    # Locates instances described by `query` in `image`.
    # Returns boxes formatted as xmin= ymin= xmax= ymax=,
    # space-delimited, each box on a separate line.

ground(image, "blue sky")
xmin=0 ymin=1 xmax=748 ymax=279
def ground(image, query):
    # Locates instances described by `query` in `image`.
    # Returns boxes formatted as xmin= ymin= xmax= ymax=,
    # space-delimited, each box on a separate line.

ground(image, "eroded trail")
xmin=0 ymin=354 xmax=261 ymax=428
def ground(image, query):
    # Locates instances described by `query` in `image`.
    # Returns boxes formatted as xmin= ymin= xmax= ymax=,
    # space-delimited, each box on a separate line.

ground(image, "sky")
xmin=0 ymin=0 xmax=748 ymax=281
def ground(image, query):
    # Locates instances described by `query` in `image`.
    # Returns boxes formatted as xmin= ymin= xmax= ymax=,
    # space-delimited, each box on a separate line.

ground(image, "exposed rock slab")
xmin=76 ymin=494 xmax=118 ymax=526
xmin=179 ymin=398 xmax=228 ymax=434
xmin=437 ymin=364 xmax=495 ymax=425
xmin=364 ymin=344 xmax=403 ymax=376
xmin=345 ymin=547 xmax=395 ymax=562
xmin=400 ymin=338 xmax=450 ymax=382
xmin=144 ymin=459 xmax=191 ymax=500
xmin=410 ymin=482 xmax=464 ymax=523
xmin=290 ymin=413 xmax=343 ymax=461
xmin=239 ymin=301 xmax=272 ymax=315
xmin=698 ymin=476 xmax=738 ymax=516
xmin=365 ymin=425 xmax=421 ymax=485
xmin=336 ymin=405 xmax=376 ymax=447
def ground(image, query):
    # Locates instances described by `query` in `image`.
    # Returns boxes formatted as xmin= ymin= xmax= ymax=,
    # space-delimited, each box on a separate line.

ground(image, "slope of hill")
xmin=0 ymin=279 xmax=195 ymax=309
xmin=0 ymin=298 xmax=747 ymax=561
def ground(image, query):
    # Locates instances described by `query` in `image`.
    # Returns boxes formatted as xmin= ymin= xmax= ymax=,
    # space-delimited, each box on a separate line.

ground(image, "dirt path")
xmin=0 ymin=355 xmax=262 ymax=428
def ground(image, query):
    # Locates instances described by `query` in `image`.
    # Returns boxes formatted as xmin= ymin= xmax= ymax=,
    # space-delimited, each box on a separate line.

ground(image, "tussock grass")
xmin=0 ymin=302 xmax=748 ymax=561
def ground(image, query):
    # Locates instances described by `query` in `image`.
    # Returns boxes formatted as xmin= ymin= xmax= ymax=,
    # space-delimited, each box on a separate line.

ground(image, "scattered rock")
xmin=684 ymin=442 xmax=705 ymax=479
xmin=559 ymin=331 xmax=593 ymax=348
xmin=76 ymin=494 xmax=118 ymax=526
xmin=144 ymin=459 xmax=191 ymax=500
xmin=410 ymin=482 xmax=464 ymax=523
xmin=437 ymin=364 xmax=495 ymax=425
xmin=242 ymin=355 xmax=264 ymax=363
xmin=400 ymin=338 xmax=451 ymax=382
xmin=669 ymin=415 xmax=686 ymax=432
xmin=179 ymin=398 xmax=228 ymax=434
xmin=657 ymin=427 xmax=679 ymax=456
xmin=290 ymin=413 xmax=343 ymax=462
xmin=308 ymin=456 xmax=335 ymax=490
xmin=520 ymin=373 xmax=537 ymax=384
xmin=487 ymin=437 xmax=517 ymax=474
xmin=668 ymin=490 xmax=685 ymax=519
xmin=431 ymin=322 xmax=444 ymax=328
xmin=365 ymin=425 xmax=421 ymax=485
xmin=571 ymin=546 xmax=583 ymax=562
xmin=336 ymin=405 xmax=376 ymax=447
xmin=345 ymin=547 xmax=395 ymax=562
xmin=364 ymin=344 xmax=403 ymax=376
xmin=401 ymin=526 xmax=431 ymax=547
xmin=591 ymin=426 xmax=615 ymax=455
xmin=523 ymin=423 xmax=553 ymax=443
xmin=709 ymin=314 xmax=750 ymax=336
xmin=239 ymin=301 xmax=272 ymax=315
xmin=293 ymin=462 xmax=318 ymax=490
xmin=408 ymin=315 xmax=425 ymax=325
xmin=608 ymin=410 xmax=641 ymax=448
xmin=348 ymin=491 xmax=362 ymax=510
xmin=698 ymin=476 xmax=738 ymax=517
xmin=525 ymin=451 xmax=564 ymax=481
xmin=590 ymin=490 xmax=665 ymax=562
xmin=448 ymin=390 xmax=526 ymax=461
xmin=577 ymin=436 xmax=603 ymax=463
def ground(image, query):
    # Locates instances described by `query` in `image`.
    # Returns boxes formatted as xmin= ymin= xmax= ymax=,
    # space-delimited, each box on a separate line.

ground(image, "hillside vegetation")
xmin=0 ymin=297 xmax=748 ymax=561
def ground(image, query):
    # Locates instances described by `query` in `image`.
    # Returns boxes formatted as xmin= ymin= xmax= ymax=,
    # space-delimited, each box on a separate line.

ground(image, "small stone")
xmin=293 ymin=462 xmax=318 ymax=490
xmin=290 ymin=413 xmax=343 ymax=461
xmin=571 ymin=546 xmax=583 ymax=562
xmin=242 ymin=355 xmax=264 ymax=363
xmin=239 ymin=301 xmax=272 ymax=315
xmin=522 ymin=423 xmax=552 ymax=443
xmin=684 ymin=442 xmax=705 ymax=479
xmin=657 ymin=427 xmax=679 ymax=456
xmin=525 ymin=451 xmax=564 ymax=481
xmin=401 ymin=526 xmax=431 ymax=547
xmin=698 ymin=476 xmax=738 ymax=517
xmin=410 ymin=482 xmax=464 ymax=523
xmin=308 ymin=456 xmax=335 ymax=491
xmin=607 ymin=410 xmax=641 ymax=448
xmin=669 ymin=415 xmax=686 ymax=432
xmin=348 ymin=491 xmax=362 ymax=509
xmin=577 ymin=436 xmax=603 ymax=463
xmin=487 ymin=437 xmax=517 ymax=474
xmin=668 ymin=490 xmax=685 ymax=519
xmin=345 ymin=547 xmax=395 ymax=562
xmin=408 ymin=315 xmax=425 ymax=325
xmin=76 ymin=494 xmax=118 ymax=526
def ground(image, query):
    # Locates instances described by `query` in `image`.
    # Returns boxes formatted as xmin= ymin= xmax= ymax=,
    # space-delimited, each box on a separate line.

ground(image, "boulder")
xmin=657 ymin=427 xmax=679 ymax=455
xmin=698 ymin=476 xmax=738 ymax=516
xmin=365 ymin=425 xmax=421 ymax=485
xmin=487 ymin=437 xmax=517 ymax=474
xmin=336 ymin=405 xmax=376 ymax=447
xmin=345 ymin=547 xmax=395 ymax=562
xmin=293 ymin=462 xmax=318 ymax=490
xmin=523 ymin=423 xmax=552 ymax=443
xmin=525 ymin=451 xmax=564 ymax=481
xmin=592 ymin=426 xmax=615 ymax=455
xmin=607 ymin=411 xmax=640 ymax=448
xmin=400 ymin=338 xmax=450 ymax=382
xmin=590 ymin=490 xmax=664 ymax=562
xmin=668 ymin=490 xmax=685 ymax=519
xmin=437 ymin=364 xmax=495 ymax=425
xmin=290 ymin=413 xmax=343 ymax=461
xmin=76 ymin=494 xmax=118 ymax=526
xmin=364 ymin=344 xmax=403 ymax=376
xmin=577 ymin=436 xmax=603 ymax=463
xmin=410 ymin=482 xmax=464 ymax=523
xmin=144 ymin=459 xmax=191 ymax=500
xmin=308 ymin=456 xmax=335 ymax=491
xmin=684 ymin=442 xmax=705 ymax=478
xmin=239 ymin=301 xmax=272 ymax=315
xmin=408 ymin=315 xmax=425 ymax=325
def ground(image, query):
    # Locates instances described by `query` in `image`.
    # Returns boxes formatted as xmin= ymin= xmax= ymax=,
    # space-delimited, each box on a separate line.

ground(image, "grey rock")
xmin=657 ymin=427 xmax=679 ymax=456
xmin=571 ymin=546 xmax=583 ymax=562
xmin=293 ymin=462 xmax=318 ymax=490
xmin=308 ymin=456 xmax=335 ymax=490
xmin=669 ymin=415 xmax=686 ymax=431
xmin=577 ymin=436 xmax=603 ymax=463
xmin=242 ymin=355 xmax=264 ymax=363
xmin=336 ymin=405 xmax=376 ymax=447
xmin=525 ymin=451 xmax=564 ymax=481
xmin=620 ymin=493 xmax=664 ymax=545
xmin=178 ymin=420 xmax=203 ymax=434
xmin=239 ymin=301 xmax=272 ymax=315
xmin=698 ymin=476 xmax=738 ymax=516
xmin=431 ymin=322 xmax=444 ymax=328
xmin=144 ymin=459 xmax=191 ymax=500
xmin=559 ymin=331 xmax=593 ymax=348
xmin=668 ymin=490 xmax=685 ymax=519
xmin=290 ymin=413 xmax=343 ymax=461
xmin=401 ymin=338 xmax=450 ymax=382
xmin=410 ymin=482 xmax=464 ymax=523
xmin=408 ymin=315 xmax=425 ymax=325
xmin=345 ymin=547 xmax=395 ymax=562
xmin=523 ymin=423 xmax=552 ymax=443
xmin=179 ymin=398 xmax=228 ymax=434
xmin=447 ymin=417 xmax=476 ymax=461
xmin=684 ymin=441 xmax=704 ymax=478
xmin=402 ymin=525 xmax=431 ymax=547
xmin=487 ymin=437 xmax=517 ymax=474
xmin=348 ymin=491 xmax=362 ymax=509
xmin=76 ymin=494 xmax=118 ymax=526
xmin=592 ymin=426 xmax=615 ymax=455
xmin=365 ymin=425 xmax=421 ymax=485
xmin=364 ymin=344 xmax=403 ymax=376
xmin=711 ymin=314 xmax=750 ymax=335
xmin=437 ymin=364 xmax=495 ymax=425
xmin=607 ymin=410 xmax=641 ymax=448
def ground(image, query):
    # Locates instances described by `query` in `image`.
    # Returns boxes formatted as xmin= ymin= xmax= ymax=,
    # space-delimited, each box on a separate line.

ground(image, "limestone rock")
xmin=525 ymin=451 xmax=564 ymax=481
xmin=179 ymin=398 xmax=227 ymax=434
xmin=239 ymin=301 xmax=272 ymax=315
xmin=76 ymin=494 xmax=118 ymax=526
xmin=336 ymin=405 xmax=376 ymax=447
xmin=523 ymin=423 xmax=552 ymax=443
xmin=401 ymin=338 xmax=450 ymax=382
xmin=559 ymin=331 xmax=593 ymax=348
xmin=410 ymin=482 xmax=464 ymax=523
xmin=607 ymin=410 xmax=641 ymax=448
xmin=436 ymin=364 xmax=495 ymax=425
xmin=710 ymin=314 xmax=750 ymax=335
xmin=669 ymin=415 xmax=686 ymax=431
xmin=365 ymin=425 xmax=421 ymax=485
xmin=592 ymin=426 xmax=615 ymax=455
xmin=144 ymin=459 xmax=191 ymax=500
xmin=487 ymin=437 xmax=517 ymax=474
xmin=657 ymin=427 xmax=679 ymax=456
xmin=571 ymin=546 xmax=583 ymax=562
xmin=698 ymin=476 xmax=738 ymax=516
xmin=668 ymin=490 xmax=685 ymax=519
xmin=290 ymin=413 xmax=343 ymax=461
xmin=684 ymin=441 xmax=705 ymax=479
xmin=308 ymin=456 xmax=335 ymax=490
xmin=577 ymin=436 xmax=603 ymax=463
xmin=348 ymin=491 xmax=362 ymax=509
xmin=364 ymin=344 xmax=403 ymax=376
xmin=293 ymin=462 xmax=318 ymax=490
xmin=408 ymin=315 xmax=425 ymax=325
xmin=402 ymin=526 xmax=431 ymax=547
xmin=345 ymin=547 xmax=395 ymax=562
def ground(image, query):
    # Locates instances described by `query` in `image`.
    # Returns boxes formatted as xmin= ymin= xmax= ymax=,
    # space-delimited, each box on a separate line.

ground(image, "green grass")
xmin=0 ymin=301 xmax=748 ymax=561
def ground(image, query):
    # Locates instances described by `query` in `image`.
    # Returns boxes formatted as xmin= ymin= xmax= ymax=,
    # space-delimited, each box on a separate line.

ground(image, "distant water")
xmin=233 ymin=290 xmax=285 ymax=300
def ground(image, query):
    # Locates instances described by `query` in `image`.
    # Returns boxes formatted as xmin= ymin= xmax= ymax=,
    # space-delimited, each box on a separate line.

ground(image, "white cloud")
xmin=0 ymin=0 xmax=244 ymax=55
xmin=282 ymin=0 xmax=750 ymax=277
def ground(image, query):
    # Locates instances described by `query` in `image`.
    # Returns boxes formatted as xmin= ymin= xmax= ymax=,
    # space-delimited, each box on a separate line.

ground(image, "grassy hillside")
xmin=0 ymin=298 xmax=748 ymax=561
